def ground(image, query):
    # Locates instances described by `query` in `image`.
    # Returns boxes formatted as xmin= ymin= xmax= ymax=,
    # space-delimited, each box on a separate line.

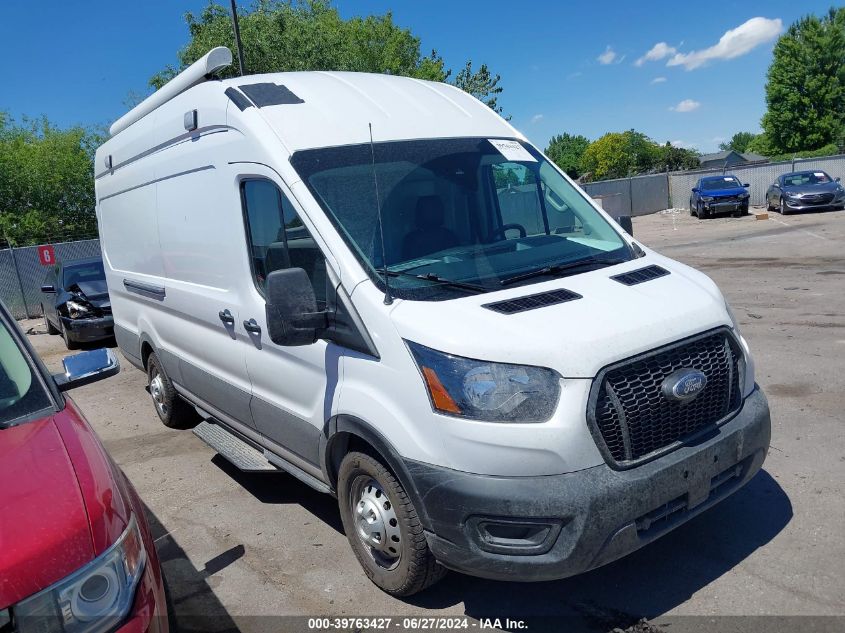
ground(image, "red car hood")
xmin=0 ymin=414 xmax=95 ymax=609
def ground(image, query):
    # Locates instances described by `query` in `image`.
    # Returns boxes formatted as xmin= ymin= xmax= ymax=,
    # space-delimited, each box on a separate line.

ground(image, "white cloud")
xmin=667 ymin=17 xmax=783 ymax=70
xmin=650 ymin=76 xmax=667 ymax=84
xmin=635 ymin=42 xmax=677 ymax=66
xmin=670 ymin=139 xmax=694 ymax=148
xmin=597 ymin=46 xmax=618 ymax=65
xmin=670 ymin=99 xmax=701 ymax=112
xmin=530 ymin=114 xmax=544 ymax=124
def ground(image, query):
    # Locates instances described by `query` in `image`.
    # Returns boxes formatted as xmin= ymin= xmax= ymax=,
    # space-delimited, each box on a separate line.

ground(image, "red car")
xmin=0 ymin=302 xmax=167 ymax=632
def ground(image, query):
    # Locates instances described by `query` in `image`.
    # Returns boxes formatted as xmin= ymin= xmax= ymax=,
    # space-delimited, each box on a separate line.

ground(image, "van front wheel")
xmin=146 ymin=353 xmax=196 ymax=429
xmin=338 ymin=451 xmax=446 ymax=596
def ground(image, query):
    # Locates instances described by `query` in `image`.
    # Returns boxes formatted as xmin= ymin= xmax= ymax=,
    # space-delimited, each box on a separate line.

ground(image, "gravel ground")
xmin=23 ymin=206 xmax=845 ymax=632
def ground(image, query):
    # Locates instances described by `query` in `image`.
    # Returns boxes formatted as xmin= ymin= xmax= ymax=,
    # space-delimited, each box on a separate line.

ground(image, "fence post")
xmin=6 ymin=241 xmax=30 ymax=319
xmin=628 ymin=177 xmax=634 ymax=216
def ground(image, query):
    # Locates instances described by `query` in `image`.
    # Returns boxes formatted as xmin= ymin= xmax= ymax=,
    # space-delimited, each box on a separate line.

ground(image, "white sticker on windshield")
xmin=814 ymin=172 xmax=825 ymax=177
xmin=724 ymin=177 xmax=734 ymax=181
xmin=488 ymin=139 xmax=536 ymax=162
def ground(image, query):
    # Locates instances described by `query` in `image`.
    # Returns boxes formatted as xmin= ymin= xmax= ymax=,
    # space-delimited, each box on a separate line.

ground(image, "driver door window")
xmin=241 ymin=179 xmax=327 ymax=307
xmin=491 ymin=163 xmax=545 ymax=238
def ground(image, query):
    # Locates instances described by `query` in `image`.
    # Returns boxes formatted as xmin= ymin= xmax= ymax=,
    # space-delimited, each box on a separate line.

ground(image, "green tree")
xmin=580 ymin=130 xmax=660 ymax=181
xmin=0 ymin=114 xmax=102 ymax=245
xmin=762 ymin=8 xmax=845 ymax=153
xmin=718 ymin=131 xmax=759 ymax=153
xmin=745 ymin=132 xmax=775 ymax=156
xmin=150 ymin=0 xmax=504 ymax=112
xmin=657 ymin=142 xmax=700 ymax=171
xmin=545 ymin=133 xmax=590 ymax=178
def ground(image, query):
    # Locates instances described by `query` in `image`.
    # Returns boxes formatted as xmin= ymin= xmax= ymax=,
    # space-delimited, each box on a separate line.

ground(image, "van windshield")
xmin=292 ymin=137 xmax=630 ymax=300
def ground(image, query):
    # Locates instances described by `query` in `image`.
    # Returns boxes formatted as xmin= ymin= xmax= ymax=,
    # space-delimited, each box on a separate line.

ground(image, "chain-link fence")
xmin=582 ymin=173 xmax=670 ymax=217
xmin=0 ymin=239 xmax=102 ymax=320
xmin=669 ymin=154 xmax=845 ymax=208
xmin=581 ymin=154 xmax=845 ymax=213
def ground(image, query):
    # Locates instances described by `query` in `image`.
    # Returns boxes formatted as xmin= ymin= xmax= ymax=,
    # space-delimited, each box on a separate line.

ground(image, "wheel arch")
xmin=322 ymin=415 xmax=433 ymax=532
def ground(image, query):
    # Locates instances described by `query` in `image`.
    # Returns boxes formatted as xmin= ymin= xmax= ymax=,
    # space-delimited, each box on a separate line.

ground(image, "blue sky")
xmin=0 ymin=1 xmax=834 ymax=152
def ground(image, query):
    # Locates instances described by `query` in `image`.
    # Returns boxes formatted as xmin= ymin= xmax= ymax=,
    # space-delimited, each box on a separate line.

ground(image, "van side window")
xmin=491 ymin=163 xmax=546 ymax=237
xmin=241 ymin=179 xmax=327 ymax=307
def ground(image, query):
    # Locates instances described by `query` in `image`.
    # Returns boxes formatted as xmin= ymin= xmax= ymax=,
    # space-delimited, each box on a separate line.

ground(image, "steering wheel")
xmin=489 ymin=223 xmax=527 ymax=240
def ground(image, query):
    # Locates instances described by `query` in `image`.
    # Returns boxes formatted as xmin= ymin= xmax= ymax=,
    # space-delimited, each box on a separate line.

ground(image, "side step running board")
xmin=264 ymin=450 xmax=332 ymax=494
xmin=193 ymin=421 xmax=278 ymax=472
xmin=192 ymin=421 xmax=333 ymax=494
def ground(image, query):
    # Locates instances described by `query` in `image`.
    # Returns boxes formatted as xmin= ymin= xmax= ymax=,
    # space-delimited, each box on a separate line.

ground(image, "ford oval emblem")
xmin=661 ymin=368 xmax=707 ymax=403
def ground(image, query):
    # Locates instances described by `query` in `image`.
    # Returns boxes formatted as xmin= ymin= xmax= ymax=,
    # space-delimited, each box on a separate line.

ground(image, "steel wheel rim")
xmin=350 ymin=476 xmax=402 ymax=570
xmin=150 ymin=370 xmax=168 ymax=416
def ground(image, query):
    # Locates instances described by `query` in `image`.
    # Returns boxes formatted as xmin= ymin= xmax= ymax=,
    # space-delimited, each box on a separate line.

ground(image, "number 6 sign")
xmin=38 ymin=245 xmax=55 ymax=266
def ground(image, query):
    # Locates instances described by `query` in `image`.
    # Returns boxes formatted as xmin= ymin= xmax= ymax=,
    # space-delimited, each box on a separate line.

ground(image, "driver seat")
xmin=401 ymin=196 xmax=459 ymax=260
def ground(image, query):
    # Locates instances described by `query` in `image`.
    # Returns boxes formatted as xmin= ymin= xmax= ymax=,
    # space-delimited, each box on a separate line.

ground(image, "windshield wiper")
xmin=500 ymin=257 xmax=627 ymax=286
xmin=385 ymin=270 xmax=487 ymax=293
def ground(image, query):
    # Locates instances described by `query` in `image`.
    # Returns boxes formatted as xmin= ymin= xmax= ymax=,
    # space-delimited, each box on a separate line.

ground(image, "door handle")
xmin=243 ymin=319 xmax=262 ymax=334
xmin=218 ymin=309 xmax=235 ymax=325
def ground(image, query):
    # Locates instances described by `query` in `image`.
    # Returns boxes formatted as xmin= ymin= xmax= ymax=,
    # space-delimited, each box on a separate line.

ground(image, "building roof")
xmin=699 ymin=149 xmax=767 ymax=164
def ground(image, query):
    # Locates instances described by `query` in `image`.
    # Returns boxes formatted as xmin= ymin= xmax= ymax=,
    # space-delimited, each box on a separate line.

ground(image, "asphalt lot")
xmin=24 ymin=207 xmax=845 ymax=632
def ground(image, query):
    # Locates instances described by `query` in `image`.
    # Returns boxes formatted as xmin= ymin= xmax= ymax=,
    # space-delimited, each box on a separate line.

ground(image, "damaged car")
xmin=41 ymin=256 xmax=113 ymax=349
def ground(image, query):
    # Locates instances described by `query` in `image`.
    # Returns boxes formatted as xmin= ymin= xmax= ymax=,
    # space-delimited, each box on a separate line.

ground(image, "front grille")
xmin=589 ymin=329 xmax=743 ymax=467
xmin=802 ymin=193 xmax=834 ymax=205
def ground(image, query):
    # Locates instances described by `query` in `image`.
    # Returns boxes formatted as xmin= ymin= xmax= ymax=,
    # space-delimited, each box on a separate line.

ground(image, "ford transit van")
xmin=95 ymin=48 xmax=771 ymax=596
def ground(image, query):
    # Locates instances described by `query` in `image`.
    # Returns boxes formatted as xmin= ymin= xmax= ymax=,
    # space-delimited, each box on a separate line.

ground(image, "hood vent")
xmin=611 ymin=265 xmax=669 ymax=286
xmin=483 ymin=288 xmax=582 ymax=314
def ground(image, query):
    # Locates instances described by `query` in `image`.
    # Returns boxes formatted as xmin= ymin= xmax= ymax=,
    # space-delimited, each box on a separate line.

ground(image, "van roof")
xmin=220 ymin=71 xmax=520 ymax=152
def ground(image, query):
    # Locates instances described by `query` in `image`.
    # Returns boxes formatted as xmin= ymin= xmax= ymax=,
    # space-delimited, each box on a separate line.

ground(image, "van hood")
xmin=0 ymin=417 xmax=95 ymax=609
xmin=389 ymin=255 xmax=730 ymax=377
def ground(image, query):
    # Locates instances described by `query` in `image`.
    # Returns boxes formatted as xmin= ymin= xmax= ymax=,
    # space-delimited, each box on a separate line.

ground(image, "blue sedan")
xmin=689 ymin=175 xmax=750 ymax=219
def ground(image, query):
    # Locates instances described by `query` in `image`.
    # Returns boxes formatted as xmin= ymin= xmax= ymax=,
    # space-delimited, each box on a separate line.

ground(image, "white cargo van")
xmin=95 ymin=48 xmax=770 ymax=596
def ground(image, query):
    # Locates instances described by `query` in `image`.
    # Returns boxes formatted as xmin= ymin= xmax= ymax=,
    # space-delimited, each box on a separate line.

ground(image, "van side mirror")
xmin=692 ymin=187 xmax=700 ymax=193
xmin=265 ymin=268 xmax=328 ymax=346
xmin=613 ymin=215 xmax=634 ymax=237
xmin=742 ymin=183 xmax=750 ymax=188
xmin=53 ymin=348 xmax=120 ymax=391
xmin=41 ymin=284 xmax=55 ymax=293
xmin=836 ymin=177 xmax=841 ymax=182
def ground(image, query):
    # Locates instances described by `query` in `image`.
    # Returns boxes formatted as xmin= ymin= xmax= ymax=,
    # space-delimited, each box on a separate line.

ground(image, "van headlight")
xmin=15 ymin=516 xmax=147 ymax=633
xmin=725 ymin=300 xmax=755 ymax=397
xmin=406 ymin=341 xmax=561 ymax=422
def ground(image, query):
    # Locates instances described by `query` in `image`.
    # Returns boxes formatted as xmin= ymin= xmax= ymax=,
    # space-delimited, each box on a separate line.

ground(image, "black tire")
xmin=43 ymin=306 xmax=59 ymax=335
xmin=338 ymin=451 xmax=446 ymax=596
xmin=61 ymin=322 xmax=79 ymax=350
xmin=733 ymin=203 xmax=748 ymax=218
xmin=147 ymin=353 xmax=197 ymax=429
xmin=779 ymin=197 xmax=789 ymax=215
xmin=689 ymin=199 xmax=697 ymax=217
xmin=697 ymin=201 xmax=708 ymax=219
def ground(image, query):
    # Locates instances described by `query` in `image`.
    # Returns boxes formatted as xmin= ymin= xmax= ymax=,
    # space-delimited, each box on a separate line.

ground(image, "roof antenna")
xmin=369 ymin=122 xmax=393 ymax=306
xmin=229 ymin=0 xmax=247 ymax=76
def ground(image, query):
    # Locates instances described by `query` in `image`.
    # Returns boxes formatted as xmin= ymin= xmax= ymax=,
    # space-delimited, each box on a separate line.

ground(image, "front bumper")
xmin=60 ymin=315 xmax=114 ymax=343
xmin=704 ymin=198 xmax=748 ymax=212
xmin=783 ymin=194 xmax=845 ymax=210
xmin=408 ymin=387 xmax=770 ymax=582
